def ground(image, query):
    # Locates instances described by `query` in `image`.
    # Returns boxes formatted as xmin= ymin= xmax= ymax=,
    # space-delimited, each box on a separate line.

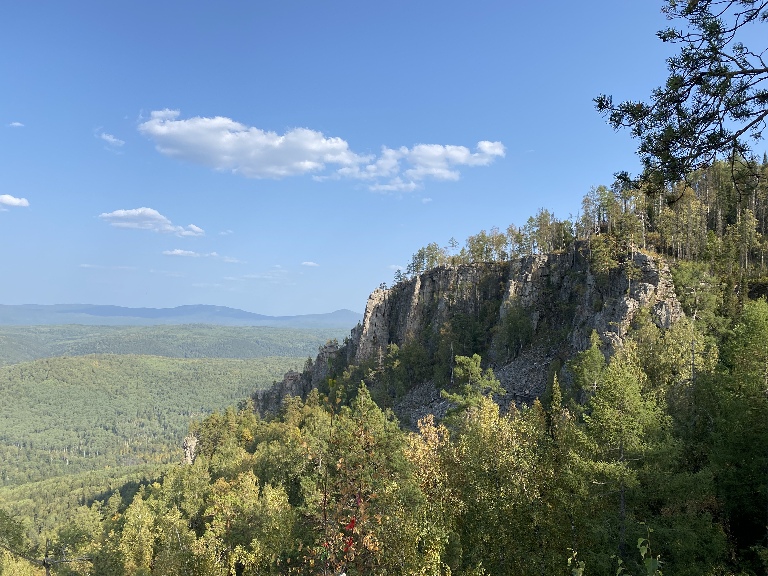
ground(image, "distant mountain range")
xmin=0 ymin=304 xmax=363 ymax=329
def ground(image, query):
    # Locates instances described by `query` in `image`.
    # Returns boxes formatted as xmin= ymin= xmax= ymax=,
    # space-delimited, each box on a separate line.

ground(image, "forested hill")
xmin=5 ymin=159 xmax=768 ymax=574
xmin=0 ymin=353 xmax=300 ymax=486
xmin=0 ymin=304 xmax=362 ymax=328
xmin=0 ymin=324 xmax=350 ymax=366
xmin=254 ymin=245 xmax=683 ymax=425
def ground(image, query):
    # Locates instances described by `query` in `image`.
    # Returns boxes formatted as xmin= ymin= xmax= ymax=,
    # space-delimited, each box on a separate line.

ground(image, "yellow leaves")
xmin=361 ymin=532 xmax=381 ymax=552
xmin=240 ymin=428 xmax=253 ymax=445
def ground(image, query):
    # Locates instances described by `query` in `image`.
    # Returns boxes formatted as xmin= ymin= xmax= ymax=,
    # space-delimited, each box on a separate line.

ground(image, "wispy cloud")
xmin=8 ymin=122 xmax=24 ymax=128
xmin=219 ymin=229 xmax=234 ymax=236
xmin=139 ymin=109 xmax=504 ymax=191
xmin=79 ymin=264 xmax=137 ymax=271
xmin=301 ymin=261 xmax=319 ymax=267
xmin=243 ymin=265 xmax=292 ymax=284
xmin=99 ymin=207 xmax=204 ymax=237
xmin=162 ymin=249 xmax=201 ymax=257
xmin=0 ymin=194 xmax=30 ymax=209
xmin=163 ymin=249 xmax=242 ymax=263
xmin=99 ymin=132 xmax=125 ymax=147
xmin=150 ymin=269 xmax=185 ymax=278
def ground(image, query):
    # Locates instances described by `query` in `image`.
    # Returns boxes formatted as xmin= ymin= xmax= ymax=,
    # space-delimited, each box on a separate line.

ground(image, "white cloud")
xmin=422 ymin=197 xmax=433 ymax=204
xmin=301 ymin=261 xmax=319 ymax=267
xmin=336 ymin=141 xmax=505 ymax=190
xmin=8 ymin=122 xmax=24 ymax=128
xmin=182 ymin=224 xmax=205 ymax=237
xmin=99 ymin=207 xmax=204 ymax=237
xmin=219 ymin=229 xmax=234 ymax=236
xmin=138 ymin=110 xmax=504 ymax=191
xmin=138 ymin=109 xmax=370 ymax=178
xmin=163 ymin=249 xmax=201 ymax=257
xmin=369 ymin=177 xmax=420 ymax=193
xmin=100 ymin=132 xmax=125 ymax=147
xmin=0 ymin=194 xmax=29 ymax=207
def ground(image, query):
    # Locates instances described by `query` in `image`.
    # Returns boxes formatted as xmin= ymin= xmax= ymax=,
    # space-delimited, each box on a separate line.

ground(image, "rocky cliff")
xmin=254 ymin=244 xmax=683 ymax=425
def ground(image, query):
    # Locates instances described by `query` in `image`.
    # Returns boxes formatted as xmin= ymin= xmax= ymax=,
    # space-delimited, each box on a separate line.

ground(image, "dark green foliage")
xmin=0 ymin=507 xmax=26 ymax=555
xmin=596 ymin=1 xmax=768 ymax=191
xmin=711 ymin=300 xmax=768 ymax=566
xmin=441 ymin=354 xmax=505 ymax=417
xmin=496 ymin=301 xmax=534 ymax=361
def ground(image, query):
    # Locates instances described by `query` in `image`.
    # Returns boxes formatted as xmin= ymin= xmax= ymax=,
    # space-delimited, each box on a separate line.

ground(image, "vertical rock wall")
xmin=255 ymin=244 xmax=683 ymax=417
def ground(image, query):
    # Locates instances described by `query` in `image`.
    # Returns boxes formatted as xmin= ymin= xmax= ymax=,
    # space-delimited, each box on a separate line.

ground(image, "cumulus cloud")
xmin=138 ymin=110 xmax=504 ymax=191
xmin=138 ymin=109 xmax=369 ymax=178
xmin=99 ymin=207 xmax=204 ymax=237
xmin=8 ymin=122 xmax=24 ymax=128
xmin=185 ymin=224 xmax=205 ymax=236
xmin=100 ymin=132 xmax=125 ymax=147
xmin=359 ymin=141 xmax=505 ymax=191
xmin=0 ymin=194 xmax=29 ymax=208
xmin=301 ymin=261 xmax=319 ymax=267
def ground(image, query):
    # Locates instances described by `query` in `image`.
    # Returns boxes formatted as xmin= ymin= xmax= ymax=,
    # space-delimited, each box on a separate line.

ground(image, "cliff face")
xmin=255 ymin=244 xmax=683 ymax=423
xmin=350 ymin=248 xmax=680 ymax=361
xmin=351 ymin=262 xmax=511 ymax=364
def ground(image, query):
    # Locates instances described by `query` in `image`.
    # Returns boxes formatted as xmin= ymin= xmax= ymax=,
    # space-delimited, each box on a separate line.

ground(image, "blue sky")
xmin=1 ymin=1 xmax=676 ymax=315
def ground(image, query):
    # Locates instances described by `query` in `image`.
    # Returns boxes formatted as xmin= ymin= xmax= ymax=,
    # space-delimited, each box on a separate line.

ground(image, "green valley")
xmin=0 ymin=325 xmax=349 ymax=366
xmin=0 ymin=354 xmax=303 ymax=486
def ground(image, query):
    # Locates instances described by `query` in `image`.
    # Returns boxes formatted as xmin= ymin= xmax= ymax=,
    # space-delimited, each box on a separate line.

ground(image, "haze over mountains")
xmin=0 ymin=304 xmax=362 ymax=329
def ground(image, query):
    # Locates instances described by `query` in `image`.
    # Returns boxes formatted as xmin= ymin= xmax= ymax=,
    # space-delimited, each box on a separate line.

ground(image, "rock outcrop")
xmin=254 ymin=243 xmax=683 ymax=423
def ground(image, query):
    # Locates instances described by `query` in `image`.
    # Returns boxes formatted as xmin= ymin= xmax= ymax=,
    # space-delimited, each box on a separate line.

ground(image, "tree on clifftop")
xmin=596 ymin=1 xmax=768 ymax=192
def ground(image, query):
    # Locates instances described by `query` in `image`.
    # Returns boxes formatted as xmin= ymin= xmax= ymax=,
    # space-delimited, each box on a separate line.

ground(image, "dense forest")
xmin=394 ymin=157 xmax=768 ymax=291
xmin=0 ymin=354 xmax=306 ymax=485
xmin=5 ymin=0 xmax=767 ymax=571
xmin=0 ymin=325 xmax=349 ymax=366
xmin=1 ymin=156 xmax=768 ymax=574
xmin=0 ymin=353 xmax=306 ymax=572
